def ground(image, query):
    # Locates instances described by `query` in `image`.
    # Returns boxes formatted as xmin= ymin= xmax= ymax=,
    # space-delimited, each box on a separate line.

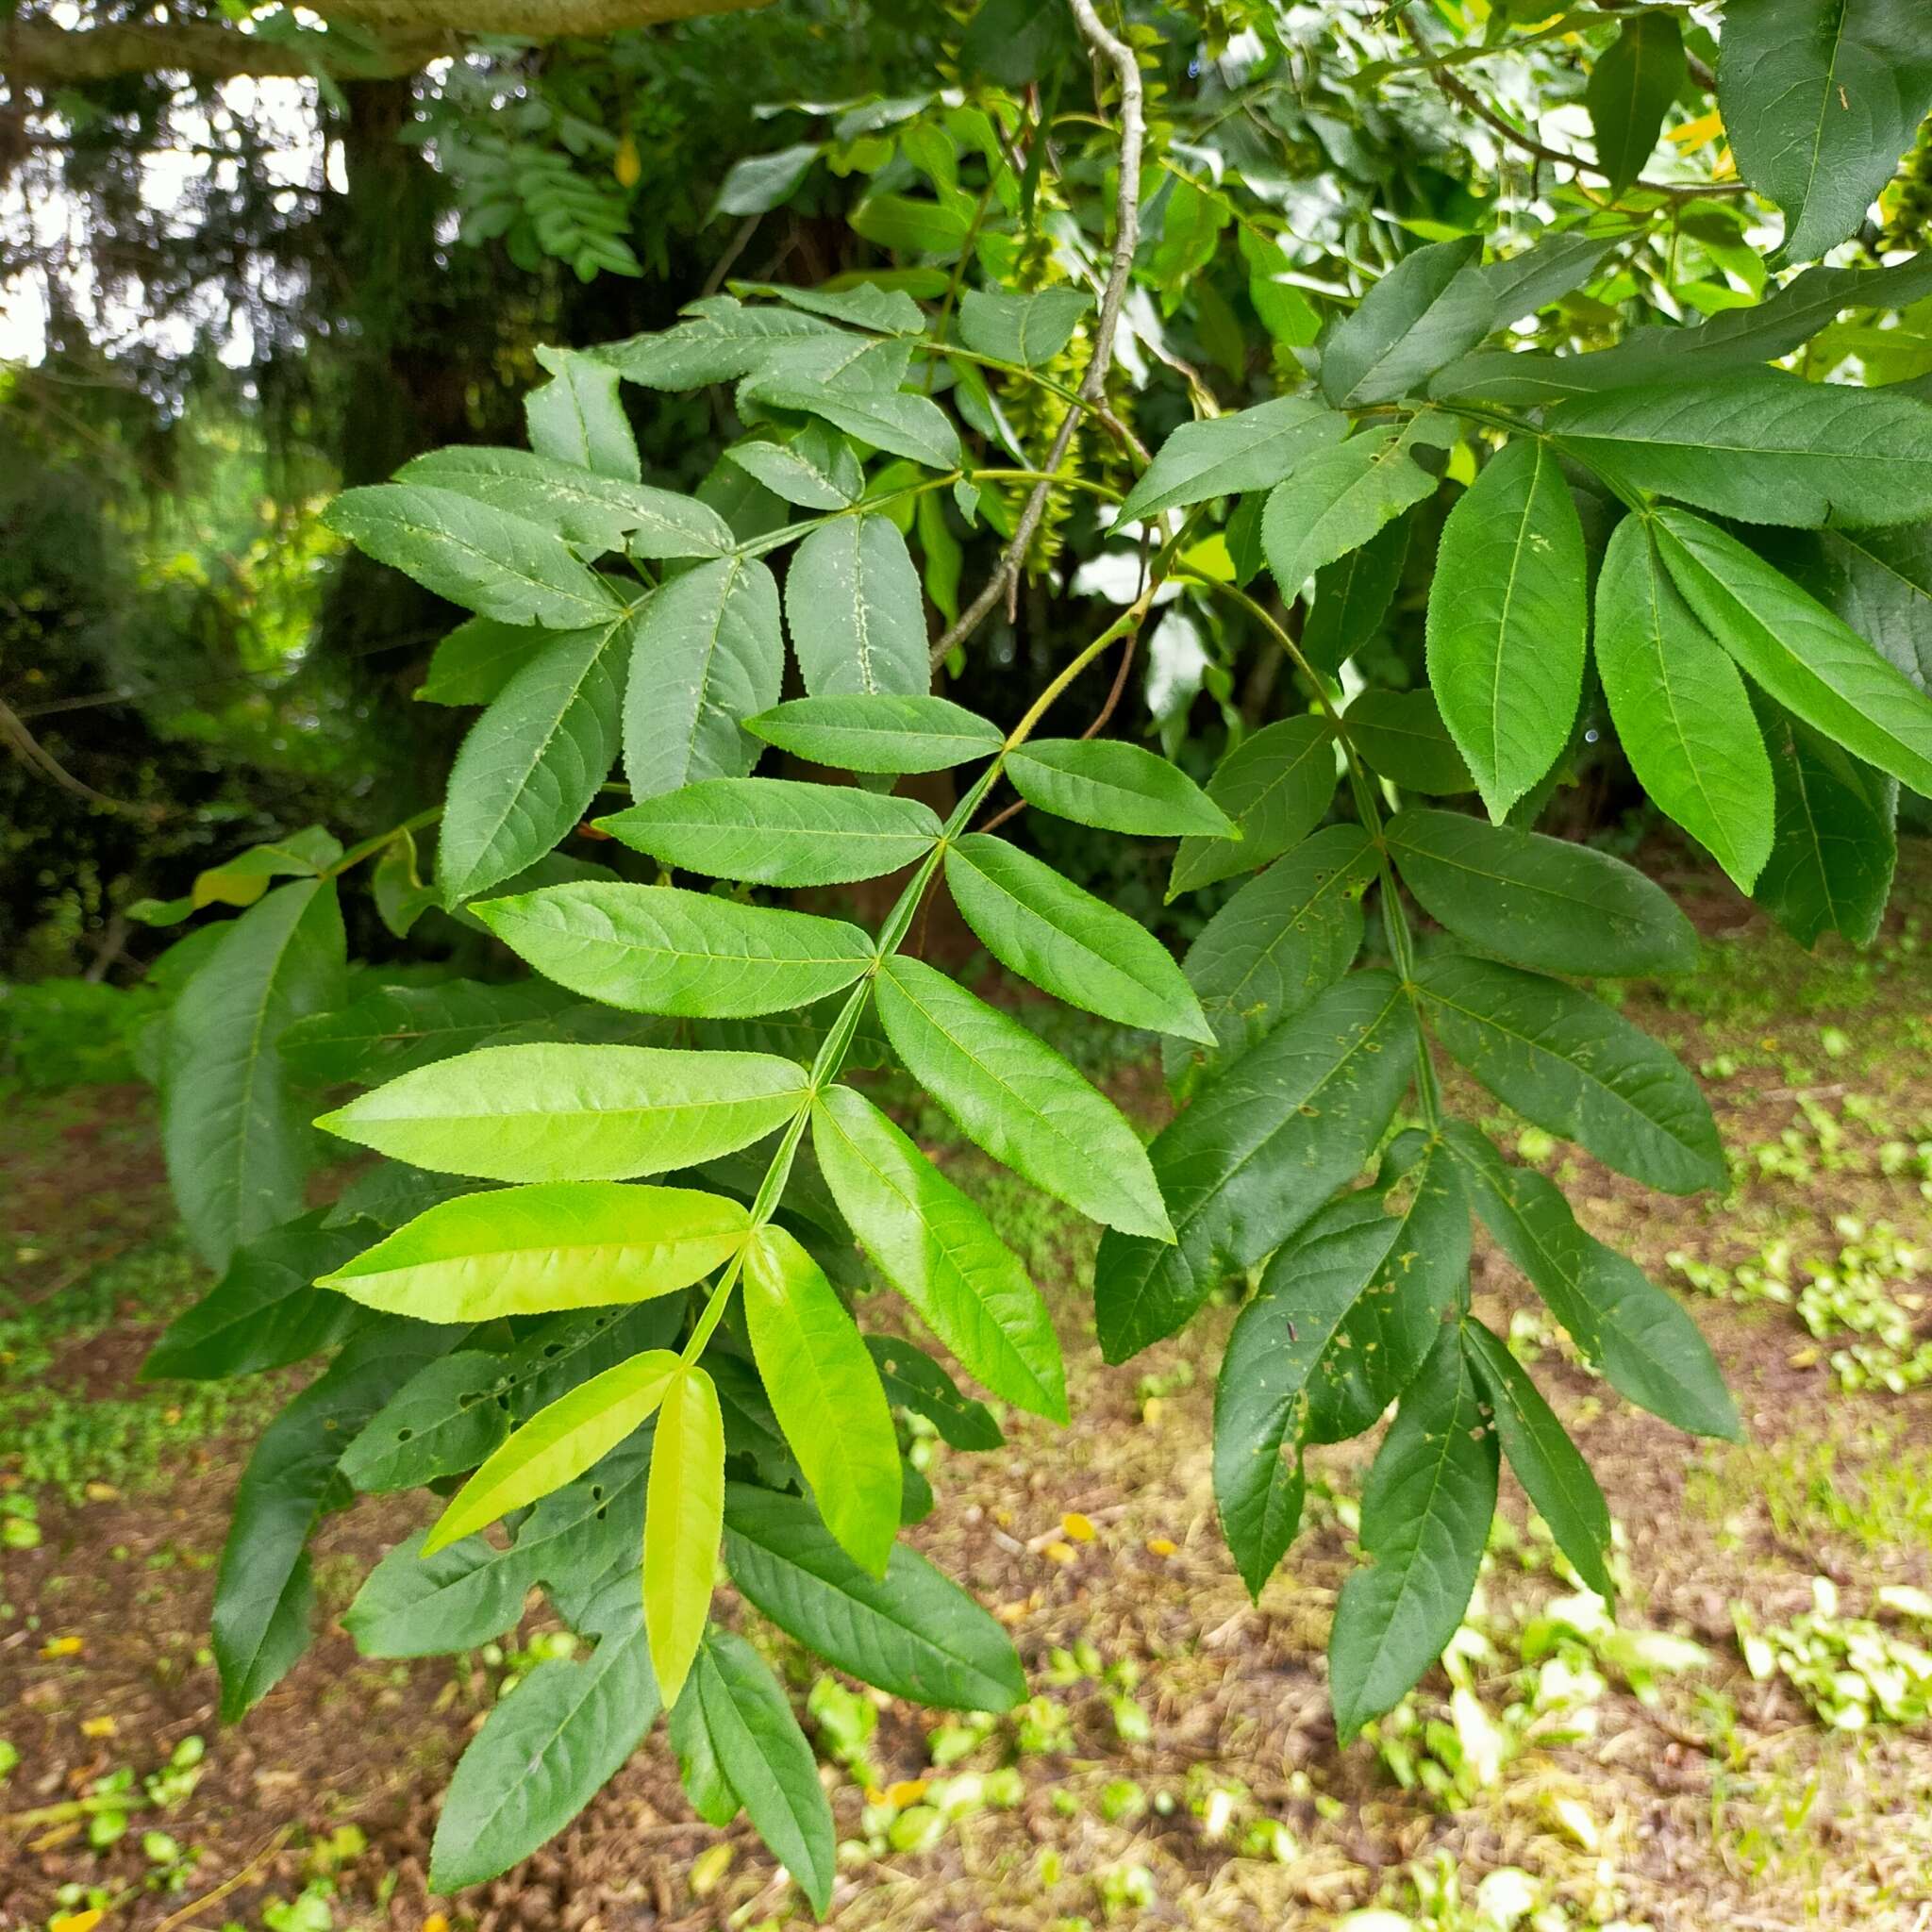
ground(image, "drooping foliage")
xmin=76 ymin=0 xmax=1932 ymax=1906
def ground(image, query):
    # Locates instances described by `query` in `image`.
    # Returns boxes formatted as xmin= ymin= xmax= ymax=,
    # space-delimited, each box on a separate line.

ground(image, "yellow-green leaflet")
xmin=742 ymin=1225 xmax=900 ymax=1575
xmin=643 ymin=1363 xmax=724 ymax=1707
xmin=317 ymin=1042 xmax=808 ymax=1182
xmin=320 ymin=1182 xmax=750 ymax=1320
xmin=425 ymin=1349 xmax=680 ymax=1554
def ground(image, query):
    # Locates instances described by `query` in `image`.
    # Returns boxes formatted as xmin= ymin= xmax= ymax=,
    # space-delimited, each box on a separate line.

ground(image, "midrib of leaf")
xmin=376 ymin=1088 xmax=808 ymax=1136
xmin=1485 ymin=444 xmax=1544 ymax=787
xmin=852 ymin=525 xmax=878 ymax=692
xmin=386 ymin=507 xmax=611 ymax=611
xmin=687 ymin=557 xmax=750 ymax=774
xmin=1792 ymin=0 xmax=1850 ymax=226
xmin=523 ymin=916 xmax=864 ymax=973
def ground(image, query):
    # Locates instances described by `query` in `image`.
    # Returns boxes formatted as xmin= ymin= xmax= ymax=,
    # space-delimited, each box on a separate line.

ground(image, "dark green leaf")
xmin=1444 ymin=1123 xmax=1740 ymax=1440
xmin=747 ymin=693 xmax=1004 ymax=773
xmin=417 ymin=619 xmax=551 ymax=707
xmin=1345 ymin=688 xmax=1474 ymax=796
xmin=429 ymin=1576 xmax=658 ymax=1891
xmin=1320 ymin=239 xmax=1493 ymax=406
xmin=958 ymin=287 xmax=1091 ymax=366
xmin=1416 ymin=953 xmax=1725 ymax=1194
xmin=162 ymin=878 xmax=345 ymax=1270
xmin=602 ymin=296 xmax=836 ymax=389
xmin=1773 ymin=521 xmax=1932 ymax=692
xmin=688 ymin=1629 xmax=836 ymax=1916
xmin=1460 ymin=1319 xmax=1615 ymax=1600
xmin=279 ymin=978 xmax=574 ymax=1087
xmin=142 ymin=1211 xmax=377 ymax=1382
xmin=1593 ymin=515 xmax=1775 ymax=891
xmin=322 ymin=485 xmax=617 ymax=629
xmin=1169 ymin=717 xmax=1338 ymax=898
xmin=1426 ymin=439 xmax=1587 ymax=821
xmin=625 ymin=556 xmax=784 ymax=801
xmin=527 ymin=344 xmax=641 ymax=481
xmin=1302 ymin=515 xmax=1410 ymax=675
xmin=1116 ymin=397 xmax=1347 ymax=523
xmin=1327 ymin=1324 xmax=1497 ymax=1739
xmin=1586 ymin=11 xmax=1686 ymax=194
xmin=1387 ymin=807 xmax=1696 ymax=976
xmin=338 ymin=1350 xmax=509 ymax=1493
xmin=724 ymin=1484 xmax=1024 ymax=1708
xmin=864 ymin=1336 xmax=1004 ymax=1451
xmin=1096 ymin=971 xmax=1418 ymax=1362
xmin=1718 ymin=0 xmax=1932 ymax=263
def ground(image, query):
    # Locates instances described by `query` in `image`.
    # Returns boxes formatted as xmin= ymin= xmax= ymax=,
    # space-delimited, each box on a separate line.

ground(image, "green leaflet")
xmin=322 ymin=483 xmax=618 ymax=629
xmin=743 ymin=1224 xmax=902 ymax=1575
xmin=1425 ymin=438 xmax=1587 ymax=822
xmin=747 ymin=692 xmax=1005 ymax=773
xmin=1718 ymin=0 xmax=1932 ymax=263
xmin=1303 ymin=1133 xmax=1471 ymax=1447
xmin=812 ymin=1084 xmax=1066 ymax=1421
xmin=427 ymin=1349 xmax=680 ymax=1550
xmin=945 ymin=833 xmax=1210 ymax=1041
xmin=339 ymin=1351 xmax=509 ymax=1493
xmin=1476 ymin=230 xmax=1625 ymax=325
xmin=1116 ymin=396 xmax=1347 ymax=522
xmin=785 ymin=513 xmax=930 ymax=697
xmin=739 ymin=328 xmax=913 ymax=401
xmin=1168 ymin=716 xmax=1338 ymax=897
xmin=1585 ymin=9 xmax=1685 ymax=194
xmin=1445 ymin=1124 xmax=1740 ymax=1441
xmin=1549 ymin=374 xmax=1932 ymax=529
xmin=279 ymin=977 xmax=575 ymax=1087
xmin=624 ymin=555 xmax=784 ymax=801
xmin=475 ymin=881 xmax=874 ymax=1017
xmin=685 ymin=1629 xmax=837 ymax=1916
xmin=1772 ymin=521 xmax=1932 ymax=694
xmin=1460 ymin=1319 xmax=1615 ymax=1601
xmin=874 ymin=953 xmax=1173 ymax=1241
xmin=1653 ymin=508 xmax=1932 ymax=798
xmin=319 ymin=1182 xmax=750 ymax=1320
xmin=725 ymin=429 xmax=861 ymax=511
xmin=723 ymin=1484 xmax=1024 ymax=1709
xmin=1168 ymin=822 xmax=1380 ymax=1090
xmin=958 ymin=286 xmax=1091 ymax=366
xmin=162 ymin=876 xmax=346 ymax=1271
xmin=142 ymin=1211 xmax=376 ymax=1382
xmin=527 ymin=343 xmax=641 ymax=479
xmin=398 ymin=446 xmax=729 ymax=558
xmin=429 ymin=1575 xmax=658 ymax=1892
xmin=1342 ymin=688 xmax=1474 ymax=797
xmin=1213 ymin=1138 xmax=1467 ymax=1598
xmin=1756 ymin=704 xmax=1899 ymax=949
xmin=1386 ymin=808 xmax=1697 ymax=977
xmin=437 ymin=614 xmax=631 ymax=907
xmin=212 ymin=1321 xmax=452 ymax=1720
xmin=1327 ymin=1324 xmax=1498 ymax=1740
xmin=1261 ymin=415 xmax=1453 ymax=595
xmin=1004 ymin=738 xmax=1233 ymax=840
xmin=602 ymin=295 xmax=834 ymax=388
xmin=1302 ymin=515 xmax=1409 ymax=675
xmin=644 ymin=1362 xmax=725 ymax=1706
xmin=1320 ymin=238 xmax=1493 ymax=406
xmin=1593 ymin=515 xmax=1775 ymax=891
xmin=597 ymin=776 xmax=941 ymax=888
xmin=418 ymin=618 xmax=552 ymax=707
xmin=1096 ymin=970 xmax=1419 ymax=1362
xmin=1415 ymin=953 xmax=1725 ymax=1195
xmin=754 ymin=383 xmax=962 ymax=469
xmin=190 ymin=825 xmax=340 ymax=909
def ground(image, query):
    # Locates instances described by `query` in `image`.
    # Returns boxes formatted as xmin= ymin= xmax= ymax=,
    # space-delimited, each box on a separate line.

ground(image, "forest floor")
xmin=4 ymin=849 xmax=1932 ymax=1932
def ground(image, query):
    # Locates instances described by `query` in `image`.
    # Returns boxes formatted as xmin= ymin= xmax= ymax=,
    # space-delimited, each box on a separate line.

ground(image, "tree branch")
xmin=2 ymin=0 xmax=772 ymax=88
xmin=930 ymin=0 xmax=1146 ymax=667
